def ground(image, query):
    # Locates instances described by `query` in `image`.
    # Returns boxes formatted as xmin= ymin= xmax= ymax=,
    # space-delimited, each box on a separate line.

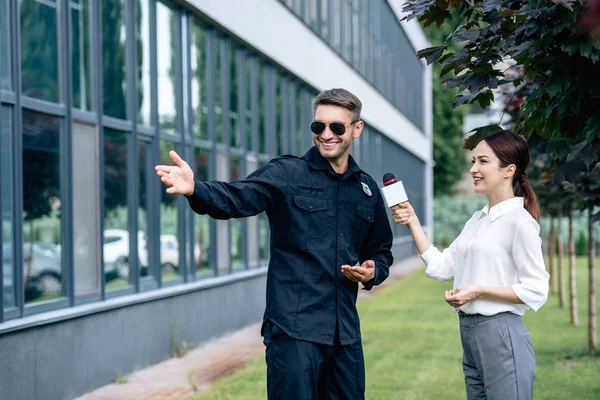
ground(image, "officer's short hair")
xmin=313 ymin=88 xmax=362 ymax=122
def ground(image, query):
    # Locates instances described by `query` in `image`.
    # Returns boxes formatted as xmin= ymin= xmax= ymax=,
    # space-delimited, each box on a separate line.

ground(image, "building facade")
xmin=0 ymin=0 xmax=432 ymax=398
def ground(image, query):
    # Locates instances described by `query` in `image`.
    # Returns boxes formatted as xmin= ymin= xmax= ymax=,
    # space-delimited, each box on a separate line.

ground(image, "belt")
xmin=457 ymin=310 xmax=517 ymax=325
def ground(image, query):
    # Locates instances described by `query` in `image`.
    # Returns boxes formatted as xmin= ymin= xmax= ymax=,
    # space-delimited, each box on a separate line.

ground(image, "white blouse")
xmin=421 ymin=197 xmax=549 ymax=316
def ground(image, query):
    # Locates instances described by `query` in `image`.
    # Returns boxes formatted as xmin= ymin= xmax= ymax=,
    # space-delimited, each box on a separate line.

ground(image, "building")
xmin=0 ymin=0 xmax=432 ymax=398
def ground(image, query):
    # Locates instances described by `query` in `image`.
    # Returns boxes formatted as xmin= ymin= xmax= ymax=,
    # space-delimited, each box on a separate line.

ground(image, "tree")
xmin=402 ymin=0 xmax=600 ymax=189
xmin=423 ymin=20 xmax=466 ymax=196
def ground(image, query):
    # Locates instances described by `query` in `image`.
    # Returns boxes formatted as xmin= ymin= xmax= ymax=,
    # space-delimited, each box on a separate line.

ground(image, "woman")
xmin=393 ymin=130 xmax=549 ymax=400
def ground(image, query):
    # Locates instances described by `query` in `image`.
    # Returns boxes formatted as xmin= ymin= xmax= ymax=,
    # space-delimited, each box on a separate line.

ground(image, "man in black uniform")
xmin=156 ymin=88 xmax=393 ymax=399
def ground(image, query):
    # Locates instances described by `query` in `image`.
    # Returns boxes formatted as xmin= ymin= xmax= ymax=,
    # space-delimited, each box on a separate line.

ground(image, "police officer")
xmin=156 ymin=88 xmax=394 ymax=399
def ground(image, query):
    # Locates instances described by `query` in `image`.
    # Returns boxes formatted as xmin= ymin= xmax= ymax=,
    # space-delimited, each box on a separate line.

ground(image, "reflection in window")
xmin=230 ymin=46 xmax=240 ymax=148
xmin=73 ymin=122 xmax=100 ymax=296
xmin=1 ymin=0 xmax=11 ymax=89
xmin=1 ymin=106 xmax=14 ymax=309
xmin=102 ymin=0 xmax=127 ymax=120
xmin=342 ymin=0 xmax=352 ymax=61
xmin=159 ymin=140 xmax=180 ymax=281
xmin=259 ymin=161 xmax=269 ymax=263
xmin=352 ymin=6 xmax=360 ymax=67
xmin=103 ymin=129 xmax=130 ymax=291
xmin=245 ymin=55 xmax=253 ymax=152
xmin=246 ymin=158 xmax=259 ymax=268
xmin=193 ymin=148 xmax=211 ymax=276
xmin=215 ymin=36 xmax=224 ymax=144
xmin=138 ymin=140 xmax=151 ymax=278
xmin=320 ymin=0 xmax=328 ymax=40
xmin=137 ymin=0 xmax=152 ymax=126
xmin=22 ymin=110 xmax=62 ymax=304
xmin=308 ymin=0 xmax=318 ymax=31
xmin=20 ymin=0 xmax=59 ymax=102
xmin=275 ymin=74 xmax=283 ymax=155
xmin=331 ymin=0 xmax=341 ymax=53
xmin=296 ymin=85 xmax=302 ymax=154
xmin=156 ymin=2 xmax=177 ymax=133
xmin=230 ymin=155 xmax=244 ymax=270
xmin=258 ymin=62 xmax=265 ymax=154
xmin=191 ymin=20 xmax=207 ymax=139
xmin=71 ymin=0 xmax=92 ymax=110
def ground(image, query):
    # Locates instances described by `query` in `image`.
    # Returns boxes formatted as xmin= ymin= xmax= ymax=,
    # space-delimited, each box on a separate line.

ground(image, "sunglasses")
xmin=310 ymin=119 xmax=359 ymax=136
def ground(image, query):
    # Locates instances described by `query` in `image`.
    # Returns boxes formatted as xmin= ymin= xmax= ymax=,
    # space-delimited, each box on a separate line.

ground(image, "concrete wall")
xmin=0 ymin=273 xmax=267 ymax=400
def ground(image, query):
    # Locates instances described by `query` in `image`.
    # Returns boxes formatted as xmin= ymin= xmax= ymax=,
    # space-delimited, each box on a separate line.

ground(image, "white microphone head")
xmin=380 ymin=180 xmax=408 ymax=208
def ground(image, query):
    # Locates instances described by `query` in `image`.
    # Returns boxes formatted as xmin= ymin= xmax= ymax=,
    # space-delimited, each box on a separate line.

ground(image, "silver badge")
xmin=361 ymin=182 xmax=372 ymax=197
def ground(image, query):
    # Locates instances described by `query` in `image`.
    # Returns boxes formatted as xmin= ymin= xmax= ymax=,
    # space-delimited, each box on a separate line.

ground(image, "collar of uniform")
xmin=480 ymin=197 xmax=524 ymax=221
xmin=304 ymin=146 xmax=361 ymax=178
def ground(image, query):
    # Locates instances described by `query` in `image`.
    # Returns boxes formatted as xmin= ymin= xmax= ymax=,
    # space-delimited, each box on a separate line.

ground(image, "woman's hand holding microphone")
xmin=391 ymin=202 xmax=416 ymax=226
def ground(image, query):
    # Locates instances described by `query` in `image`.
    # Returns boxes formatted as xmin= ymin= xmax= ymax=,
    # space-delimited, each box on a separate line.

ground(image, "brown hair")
xmin=313 ymin=88 xmax=362 ymax=122
xmin=481 ymin=130 xmax=540 ymax=220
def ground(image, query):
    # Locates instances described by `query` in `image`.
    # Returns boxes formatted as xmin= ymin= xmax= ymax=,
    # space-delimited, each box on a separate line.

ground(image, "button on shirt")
xmin=185 ymin=146 xmax=394 ymax=345
xmin=421 ymin=197 xmax=549 ymax=316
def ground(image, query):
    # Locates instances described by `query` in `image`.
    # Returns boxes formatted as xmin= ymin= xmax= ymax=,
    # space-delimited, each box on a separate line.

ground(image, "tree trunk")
xmin=549 ymin=217 xmax=556 ymax=294
xmin=558 ymin=212 xmax=566 ymax=308
xmin=589 ymin=209 xmax=597 ymax=357
xmin=568 ymin=210 xmax=578 ymax=326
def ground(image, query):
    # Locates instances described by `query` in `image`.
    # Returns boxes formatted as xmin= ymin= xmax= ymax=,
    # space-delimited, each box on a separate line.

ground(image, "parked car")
xmin=103 ymin=229 xmax=147 ymax=279
xmin=3 ymin=241 xmax=62 ymax=301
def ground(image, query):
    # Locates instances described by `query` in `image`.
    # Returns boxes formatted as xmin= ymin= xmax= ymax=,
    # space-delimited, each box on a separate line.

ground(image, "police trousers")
xmin=263 ymin=320 xmax=365 ymax=400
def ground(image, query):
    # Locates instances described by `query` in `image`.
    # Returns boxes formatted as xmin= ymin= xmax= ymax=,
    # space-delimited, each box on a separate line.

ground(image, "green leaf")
xmin=463 ymin=124 xmax=504 ymax=150
xmin=417 ymin=45 xmax=447 ymax=65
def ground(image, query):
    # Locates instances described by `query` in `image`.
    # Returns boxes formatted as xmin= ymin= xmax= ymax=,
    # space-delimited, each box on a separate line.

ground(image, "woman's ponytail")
xmin=514 ymin=173 xmax=540 ymax=221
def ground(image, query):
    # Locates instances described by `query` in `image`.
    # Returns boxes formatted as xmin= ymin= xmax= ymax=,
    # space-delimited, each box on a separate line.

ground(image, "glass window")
xmin=20 ymin=0 xmax=59 ymax=102
xmin=215 ymin=36 xmax=224 ymax=144
xmin=1 ymin=106 xmax=14 ymax=309
xmin=191 ymin=19 xmax=207 ymax=139
xmin=258 ymin=161 xmax=269 ymax=264
xmin=137 ymin=0 xmax=152 ymax=126
xmin=258 ymin=62 xmax=265 ymax=154
xmin=73 ymin=122 xmax=100 ymax=296
xmin=275 ymin=73 xmax=283 ymax=155
xmin=295 ymin=85 xmax=302 ymax=154
xmin=308 ymin=0 xmax=319 ymax=31
xmin=138 ymin=140 xmax=151 ymax=279
xmin=102 ymin=0 xmax=127 ymax=120
xmin=342 ymin=0 xmax=351 ymax=61
xmin=22 ymin=109 xmax=62 ymax=304
xmin=352 ymin=6 xmax=359 ymax=66
xmin=230 ymin=46 xmax=240 ymax=148
xmin=215 ymin=152 xmax=229 ymax=273
xmin=246 ymin=157 xmax=259 ymax=268
xmin=245 ymin=55 xmax=253 ymax=152
xmin=331 ymin=0 xmax=341 ymax=53
xmin=71 ymin=0 xmax=92 ymax=110
xmin=156 ymin=2 xmax=177 ymax=133
xmin=193 ymin=147 xmax=211 ymax=276
xmin=159 ymin=140 xmax=180 ymax=281
xmin=1 ymin=0 xmax=10 ymax=89
xmin=230 ymin=155 xmax=243 ymax=271
xmin=103 ymin=128 xmax=131 ymax=291
xmin=320 ymin=0 xmax=328 ymax=40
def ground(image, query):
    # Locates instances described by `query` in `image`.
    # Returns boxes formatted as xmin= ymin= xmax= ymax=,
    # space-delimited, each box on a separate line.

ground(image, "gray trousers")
xmin=459 ymin=312 xmax=536 ymax=400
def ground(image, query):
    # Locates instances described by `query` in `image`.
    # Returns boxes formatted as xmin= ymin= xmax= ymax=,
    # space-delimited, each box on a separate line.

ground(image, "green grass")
xmin=190 ymin=257 xmax=600 ymax=400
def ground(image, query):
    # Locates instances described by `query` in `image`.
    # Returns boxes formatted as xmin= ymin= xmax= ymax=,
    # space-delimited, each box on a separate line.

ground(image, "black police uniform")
xmin=186 ymin=146 xmax=394 ymax=399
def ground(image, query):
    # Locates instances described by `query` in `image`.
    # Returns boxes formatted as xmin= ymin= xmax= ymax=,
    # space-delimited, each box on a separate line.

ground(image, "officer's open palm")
xmin=341 ymin=260 xmax=375 ymax=283
xmin=392 ymin=202 xmax=415 ymax=225
xmin=155 ymin=150 xmax=195 ymax=196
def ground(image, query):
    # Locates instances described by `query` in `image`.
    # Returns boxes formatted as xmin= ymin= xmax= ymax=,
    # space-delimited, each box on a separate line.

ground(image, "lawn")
xmin=190 ymin=257 xmax=600 ymax=399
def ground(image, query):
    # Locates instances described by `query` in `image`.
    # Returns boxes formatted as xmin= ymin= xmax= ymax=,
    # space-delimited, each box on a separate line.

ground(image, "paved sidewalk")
xmin=76 ymin=256 xmax=424 ymax=400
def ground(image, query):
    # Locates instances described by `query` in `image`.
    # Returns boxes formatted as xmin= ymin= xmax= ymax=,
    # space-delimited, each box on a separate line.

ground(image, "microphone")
xmin=380 ymin=173 xmax=408 ymax=208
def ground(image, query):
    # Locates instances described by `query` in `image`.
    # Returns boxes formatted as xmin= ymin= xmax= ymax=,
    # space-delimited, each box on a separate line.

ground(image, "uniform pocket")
xmin=292 ymin=195 xmax=332 ymax=251
xmin=354 ymin=203 xmax=374 ymax=249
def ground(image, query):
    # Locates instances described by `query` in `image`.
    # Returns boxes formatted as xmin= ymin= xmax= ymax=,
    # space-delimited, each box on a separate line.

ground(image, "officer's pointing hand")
xmin=155 ymin=150 xmax=195 ymax=196
xmin=341 ymin=260 xmax=375 ymax=283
